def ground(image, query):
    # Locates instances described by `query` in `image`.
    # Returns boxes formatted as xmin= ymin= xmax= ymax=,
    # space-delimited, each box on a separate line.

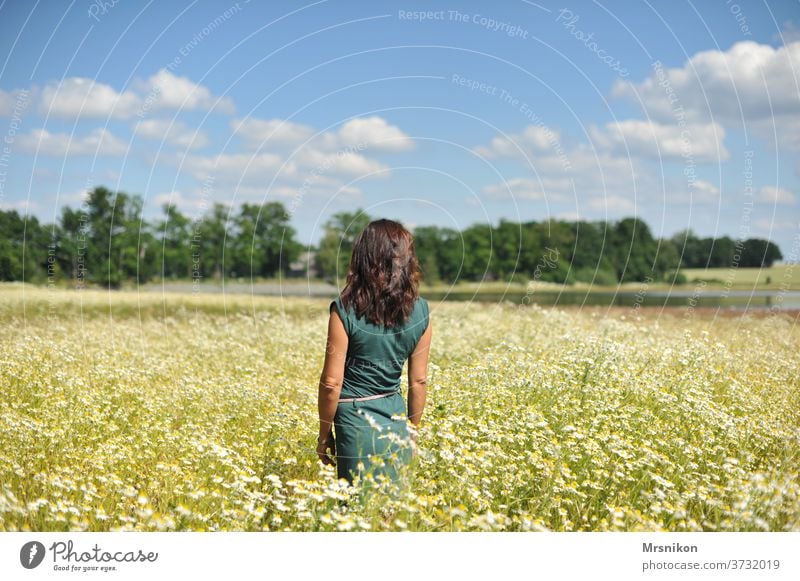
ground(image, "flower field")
xmin=1 ymin=285 xmax=798 ymax=531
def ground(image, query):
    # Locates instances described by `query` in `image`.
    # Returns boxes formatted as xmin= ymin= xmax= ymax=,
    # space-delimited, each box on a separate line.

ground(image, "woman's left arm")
xmin=316 ymin=305 xmax=348 ymax=465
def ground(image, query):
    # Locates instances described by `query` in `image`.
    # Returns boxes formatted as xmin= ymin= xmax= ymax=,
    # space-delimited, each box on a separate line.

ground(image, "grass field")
xmin=119 ymin=264 xmax=800 ymax=296
xmin=1 ymin=286 xmax=798 ymax=531
xmin=682 ymin=265 xmax=800 ymax=290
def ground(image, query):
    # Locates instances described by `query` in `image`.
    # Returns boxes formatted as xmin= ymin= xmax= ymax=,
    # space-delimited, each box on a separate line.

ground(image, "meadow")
xmin=0 ymin=284 xmax=798 ymax=531
xmin=681 ymin=265 xmax=800 ymax=289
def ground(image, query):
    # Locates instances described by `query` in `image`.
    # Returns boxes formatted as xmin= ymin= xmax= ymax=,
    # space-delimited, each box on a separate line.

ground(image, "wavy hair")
xmin=340 ymin=219 xmax=422 ymax=327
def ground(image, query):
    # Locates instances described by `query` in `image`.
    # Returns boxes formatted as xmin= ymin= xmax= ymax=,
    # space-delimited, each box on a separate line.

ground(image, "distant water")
xmin=147 ymin=282 xmax=800 ymax=310
xmin=424 ymin=289 xmax=800 ymax=310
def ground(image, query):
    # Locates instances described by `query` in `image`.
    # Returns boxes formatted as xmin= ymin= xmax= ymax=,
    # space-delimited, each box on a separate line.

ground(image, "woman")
xmin=316 ymin=219 xmax=432 ymax=485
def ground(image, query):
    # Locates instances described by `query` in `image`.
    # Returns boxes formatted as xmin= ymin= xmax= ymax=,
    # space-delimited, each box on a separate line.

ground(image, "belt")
xmin=338 ymin=391 xmax=399 ymax=403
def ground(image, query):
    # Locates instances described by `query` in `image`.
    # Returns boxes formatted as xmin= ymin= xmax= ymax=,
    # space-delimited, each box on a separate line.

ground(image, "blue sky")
xmin=1 ymin=0 xmax=798 ymax=254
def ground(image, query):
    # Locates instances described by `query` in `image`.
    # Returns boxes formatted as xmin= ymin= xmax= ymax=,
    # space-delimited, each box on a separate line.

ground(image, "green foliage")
xmin=672 ymin=230 xmax=782 ymax=269
xmin=0 ymin=189 xmax=785 ymax=287
xmin=229 ymin=202 xmax=300 ymax=279
xmin=667 ymin=270 xmax=688 ymax=285
xmin=315 ymin=209 xmax=372 ymax=283
xmin=0 ymin=187 xmax=302 ymax=287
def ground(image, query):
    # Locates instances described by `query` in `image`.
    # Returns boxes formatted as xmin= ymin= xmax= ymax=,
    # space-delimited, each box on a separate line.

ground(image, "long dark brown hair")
xmin=340 ymin=219 xmax=422 ymax=327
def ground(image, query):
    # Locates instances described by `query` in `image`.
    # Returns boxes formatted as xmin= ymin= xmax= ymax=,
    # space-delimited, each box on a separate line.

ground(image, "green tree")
xmin=709 ymin=236 xmax=735 ymax=268
xmin=154 ymin=203 xmax=193 ymax=279
xmin=610 ymin=217 xmax=660 ymax=283
xmin=232 ymin=202 xmax=300 ymax=278
xmin=54 ymin=205 xmax=88 ymax=284
xmin=460 ymin=223 xmax=494 ymax=281
xmin=491 ymin=220 xmax=524 ymax=281
xmin=567 ymin=220 xmax=616 ymax=283
xmin=740 ymin=238 xmax=782 ymax=267
xmin=671 ymin=229 xmax=706 ymax=268
xmin=411 ymin=225 xmax=443 ymax=283
xmin=315 ymin=209 xmax=372 ymax=283
xmin=0 ymin=210 xmax=19 ymax=281
xmin=76 ymin=186 xmax=156 ymax=288
xmin=197 ymin=202 xmax=231 ymax=280
xmin=433 ymin=227 xmax=463 ymax=284
xmin=528 ymin=220 xmax=574 ymax=283
xmin=113 ymin=192 xmax=157 ymax=285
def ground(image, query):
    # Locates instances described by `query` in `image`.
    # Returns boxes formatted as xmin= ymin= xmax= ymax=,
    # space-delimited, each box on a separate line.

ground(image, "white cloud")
xmin=178 ymin=151 xmax=292 ymax=183
xmin=0 ymin=199 xmax=39 ymax=212
xmin=0 ymin=89 xmax=12 ymax=116
xmin=482 ymin=177 xmax=571 ymax=200
xmin=0 ymin=89 xmax=31 ymax=117
xmin=293 ymin=147 xmax=386 ymax=176
xmin=758 ymin=185 xmax=796 ymax=204
xmin=612 ymin=40 xmax=800 ymax=152
xmin=231 ymin=118 xmax=315 ymax=149
xmin=151 ymin=190 xmax=212 ymax=213
xmin=474 ymin=129 xmax=675 ymax=218
xmin=555 ymin=211 xmax=584 ymax=221
xmin=178 ymin=147 xmax=389 ymax=187
xmin=35 ymin=69 xmax=233 ymax=120
xmin=754 ymin=217 xmax=799 ymax=233
xmin=17 ymin=128 xmax=127 ymax=157
xmin=134 ymin=119 xmax=209 ymax=150
xmin=694 ymin=179 xmax=720 ymax=199
xmin=65 ymin=189 xmax=92 ymax=205
xmin=776 ymin=21 xmax=800 ymax=44
xmin=337 ymin=116 xmax=414 ymax=151
xmin=474 ymin=125 xmax=562 ymax=158
xmin=589 ymin=119 xmax=728 ymax=163
xmin=178 ymin=115 xmax=405 ymax=195
xmin=653 ymin=177 xmax=721 ymax=205
xmin=232 ymin=115 xmax=414 ymax=153
xmin=613 ymin=41 xmax=800 ymax=122
xmin=141 ymin=69 xmax=234 ymax=115
xmin=587 ymin=195 xmax=637 ymax=213
xmin=39 ymin=78 xmax=141 ymax=119
xmin=474 ymin=132 xmax=644 ymax=200
xmin=337 ymin=185 xmax=363 ymax=198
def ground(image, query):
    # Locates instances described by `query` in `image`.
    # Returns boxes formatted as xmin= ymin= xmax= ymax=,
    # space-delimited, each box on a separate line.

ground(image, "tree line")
xmin=0 ymin=186 xmax=783 ymax=287
xmin=316 ymin=210 xmax=782 ymax=286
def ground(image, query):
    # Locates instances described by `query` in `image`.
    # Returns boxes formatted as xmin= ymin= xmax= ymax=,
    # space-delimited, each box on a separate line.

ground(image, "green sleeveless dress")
xmin=330 ymin=295 xmax=430 ymax=485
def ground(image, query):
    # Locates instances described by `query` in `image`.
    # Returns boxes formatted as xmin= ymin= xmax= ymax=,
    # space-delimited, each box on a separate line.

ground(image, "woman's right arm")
xmin=407 ymin=317 xmax=432 ymax=428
